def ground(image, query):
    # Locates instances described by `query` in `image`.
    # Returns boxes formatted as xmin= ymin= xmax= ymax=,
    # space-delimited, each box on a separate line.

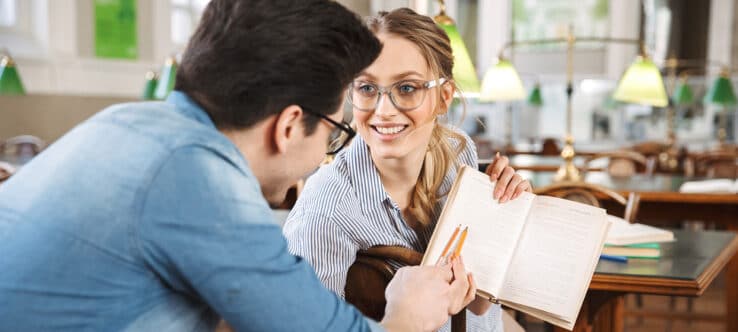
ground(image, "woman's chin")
xmin=369 ymin=145 xmax=406 ymax=160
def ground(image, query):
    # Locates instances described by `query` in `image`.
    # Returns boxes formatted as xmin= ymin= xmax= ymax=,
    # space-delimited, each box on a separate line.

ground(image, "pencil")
xmin=600 ymin=254 xmax=628 ymax=263
xmin=436 ymin=224 xmax=461 ymax=265
xmin=451 ymin=226 xmax=469 ymax=260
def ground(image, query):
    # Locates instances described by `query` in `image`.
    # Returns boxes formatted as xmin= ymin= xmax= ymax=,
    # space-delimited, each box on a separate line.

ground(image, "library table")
xmin=559 ymin=230 xmax=738 ymax=332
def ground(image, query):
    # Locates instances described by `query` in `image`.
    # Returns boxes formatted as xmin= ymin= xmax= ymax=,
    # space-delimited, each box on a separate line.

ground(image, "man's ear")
xmin=272 ymin=105 xmax=304 ymax=154
xmin=438 ymin=80 xmax=456 ymax=115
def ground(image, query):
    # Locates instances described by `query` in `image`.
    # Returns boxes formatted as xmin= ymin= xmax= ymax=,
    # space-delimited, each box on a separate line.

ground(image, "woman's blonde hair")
xmin=366 ymin=8 xmax=467 ymax=229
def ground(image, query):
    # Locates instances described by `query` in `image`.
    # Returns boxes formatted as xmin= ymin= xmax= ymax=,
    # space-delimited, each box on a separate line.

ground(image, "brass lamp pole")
xmin=484 ymin=27 xmax=665 ymax=182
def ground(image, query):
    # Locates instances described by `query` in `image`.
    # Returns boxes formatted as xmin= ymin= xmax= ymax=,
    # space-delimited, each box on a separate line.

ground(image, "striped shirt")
xmin=283 ymin=127 xmax=503 ymax=332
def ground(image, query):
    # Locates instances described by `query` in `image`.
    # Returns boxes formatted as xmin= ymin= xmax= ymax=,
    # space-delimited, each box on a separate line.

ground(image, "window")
xmin=170 ymin=0 xmax=210 ymax=47
xmin=0 ymin=0 xmax=16 ymax=27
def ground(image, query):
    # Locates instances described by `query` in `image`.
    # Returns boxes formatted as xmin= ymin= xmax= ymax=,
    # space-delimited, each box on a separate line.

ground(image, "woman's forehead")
xmin=361 ymin=33 xmax=430 ymax=81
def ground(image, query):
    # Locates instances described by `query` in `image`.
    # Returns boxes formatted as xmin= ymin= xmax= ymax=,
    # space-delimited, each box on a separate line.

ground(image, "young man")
xmin=0 ymin=0 xmax=476 ymax=331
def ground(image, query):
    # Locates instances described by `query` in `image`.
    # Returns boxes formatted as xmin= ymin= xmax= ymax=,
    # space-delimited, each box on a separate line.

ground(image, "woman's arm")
xmin=283 ymin=210 xmax=360 ymax=296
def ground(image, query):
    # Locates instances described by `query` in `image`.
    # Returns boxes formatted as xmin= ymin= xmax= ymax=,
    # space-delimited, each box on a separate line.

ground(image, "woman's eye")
xmin=398 ymin=84 xmax=417 ymax=94
xmin=358 ymin=84 xmax=377 ymax=95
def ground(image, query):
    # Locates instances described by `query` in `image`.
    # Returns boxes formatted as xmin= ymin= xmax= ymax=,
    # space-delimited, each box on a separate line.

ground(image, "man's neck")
xmin=220 ymin=122 xmax=280 ymax=203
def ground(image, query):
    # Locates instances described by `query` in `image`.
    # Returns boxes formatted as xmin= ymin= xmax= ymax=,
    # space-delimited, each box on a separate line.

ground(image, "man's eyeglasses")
xmin=347 ymin=78 xmax=446 ymax=112
xmin=303 ymin=108 xmax=355 ymax=155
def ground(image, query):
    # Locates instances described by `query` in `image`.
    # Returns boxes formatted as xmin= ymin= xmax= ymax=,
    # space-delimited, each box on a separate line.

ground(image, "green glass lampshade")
xmin=142 ymin=70 xmax=158 ymax=100
xmin=435 ymin=17 xmax=480 ymax=94
xmin=154 ymin=56 xmax=177 ymax=100
xmin=527 ymin=84 xmax=543 ymax=106
xmin=0 ymin=55 xmax=26 ymax=95
xmin=479 ymin=59 xmax=525 ymax=102
xmin=671 ymin=81 xmax=694 ymax=106
xmin=613 ymin=56 xmax=668 ymax=107
xmin=703 ymin=74 xmax=737 ymax=106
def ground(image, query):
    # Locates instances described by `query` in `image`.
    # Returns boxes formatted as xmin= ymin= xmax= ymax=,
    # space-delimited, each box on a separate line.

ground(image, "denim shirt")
xmin=0 ymin=91 xmax=380 ymax=332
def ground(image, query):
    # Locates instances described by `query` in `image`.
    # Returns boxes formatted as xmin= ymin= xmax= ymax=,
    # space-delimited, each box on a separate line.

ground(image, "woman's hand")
xmin=485 ymin=153 xmax=532 ymax=203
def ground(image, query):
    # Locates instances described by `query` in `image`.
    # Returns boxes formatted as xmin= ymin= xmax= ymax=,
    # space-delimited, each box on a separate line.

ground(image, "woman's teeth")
xmin=375 ymin=126 xmax=405 ymax=135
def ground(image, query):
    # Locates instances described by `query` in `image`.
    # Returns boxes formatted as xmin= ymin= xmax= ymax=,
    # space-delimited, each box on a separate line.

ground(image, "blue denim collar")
xmin=166 ymin=91 xmax=217 ymax=129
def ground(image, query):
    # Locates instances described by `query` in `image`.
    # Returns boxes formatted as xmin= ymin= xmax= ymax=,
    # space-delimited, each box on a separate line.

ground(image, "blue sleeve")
xmin=136 ymin=145 xmax=378 ymax=331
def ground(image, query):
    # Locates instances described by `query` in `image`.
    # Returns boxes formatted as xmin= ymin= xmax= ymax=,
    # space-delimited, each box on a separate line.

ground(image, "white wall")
xmin=2 ymin=0 xmax=174 ymax=98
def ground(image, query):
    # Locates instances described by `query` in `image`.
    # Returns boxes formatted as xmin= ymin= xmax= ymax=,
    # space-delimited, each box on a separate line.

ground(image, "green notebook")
xmin=602 ymin=242 xmax=661 ymax=258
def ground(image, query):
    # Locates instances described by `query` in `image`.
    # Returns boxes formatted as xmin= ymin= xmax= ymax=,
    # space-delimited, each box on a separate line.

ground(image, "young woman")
xmin=283 ymin=8 xmax=531 ymax=331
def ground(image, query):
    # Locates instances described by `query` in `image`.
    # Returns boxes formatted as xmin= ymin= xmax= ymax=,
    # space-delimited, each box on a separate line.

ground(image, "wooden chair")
xmin=0 ymin=135 xmax=46 ymax=157
xmin=540 ymin=137 xmax=561 ymax=156
xmin=0 ymin=161 xmax=15 ymax=184
xmin=345 ymin=246 xmax=467 ymax=332
xmin=584 ymin=150 xmax=655 ymax=178
xmin=685 ymin=150 xmax=738 ymax=179
xmin=534 ymin=181 xmax=640 ymax=223
xmin=629 ymin=140 xmax=684 ymax=173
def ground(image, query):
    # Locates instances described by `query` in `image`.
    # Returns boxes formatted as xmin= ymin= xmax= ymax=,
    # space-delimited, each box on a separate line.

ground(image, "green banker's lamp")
xmin=154 ymin=56 xmax=177 ymax=100
xmin=527 ymin=83 xmax=543 ymax=107
xmin=482 ymin=26 xmax=667 ymax=181
xmin=703 ymin=68 xmax=737 ymax=144
xmin=613 ymin=52 xmax=668 ymax=107
xmin=0 ymin=53 xmax=25 ymax=95
xmin=479 ymin=59 xmax=525 ymax=102
xmin=434 ymin=0 xmax=480 ymax=95
xmin=142 ymin=70 xmax=158 ymax=100
xmin=672 ymin=77 xmax=694 ymax=106
xmin=479 ymin=58 xmax=525 ymax=147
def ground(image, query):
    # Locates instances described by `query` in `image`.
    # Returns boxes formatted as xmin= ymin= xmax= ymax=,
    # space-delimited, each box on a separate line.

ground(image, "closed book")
xmin=605 ymin=215 xmax=674 ymax=246
xmin=602 ymin=243 xmax=660 ymax=258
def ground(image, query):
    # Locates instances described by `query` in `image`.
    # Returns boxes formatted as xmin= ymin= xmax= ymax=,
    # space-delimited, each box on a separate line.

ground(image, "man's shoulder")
xmin=86 ymin=101 xmax=243 ymax=165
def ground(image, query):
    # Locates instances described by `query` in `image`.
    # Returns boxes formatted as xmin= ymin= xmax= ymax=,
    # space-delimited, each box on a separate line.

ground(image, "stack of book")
xmin=602 ymin=215 xmax=674 ymax=259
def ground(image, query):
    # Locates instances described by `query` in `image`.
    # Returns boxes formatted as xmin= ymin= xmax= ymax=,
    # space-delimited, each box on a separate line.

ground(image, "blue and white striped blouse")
xmin=283 ymin=127 xmax=503 ymax=332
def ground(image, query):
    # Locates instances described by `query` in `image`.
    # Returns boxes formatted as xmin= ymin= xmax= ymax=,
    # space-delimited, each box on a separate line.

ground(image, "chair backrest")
xmin=0 ymin=161 xmax=15 ymax=184
xmin=0 ymin=135 xmax=46 ymax=157
xmin=345 ymin=246 xmax=467 ymax=332
xmin=540 ymin=138 xmax=561 ymax=156
xmin=684 ymin=150 xmax=738 ymax=179
xmin=534 ymin=181 xmax=640 ymax=223
xmin=584 ymin=150 xmax=654 ymax=177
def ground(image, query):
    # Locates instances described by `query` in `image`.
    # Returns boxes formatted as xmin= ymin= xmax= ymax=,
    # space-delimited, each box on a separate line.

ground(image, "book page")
xmin=499 ymin=195 xmax=609 ymax=321
xmin=422 ymin=166 xmax=535 ymax=296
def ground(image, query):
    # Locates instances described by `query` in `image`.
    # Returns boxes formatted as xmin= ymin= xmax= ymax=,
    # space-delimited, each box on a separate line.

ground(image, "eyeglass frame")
xmin=302 ymin=107 xmax=356 ymax=155
xmin=347 ymin=78 xmax=448 ymax=112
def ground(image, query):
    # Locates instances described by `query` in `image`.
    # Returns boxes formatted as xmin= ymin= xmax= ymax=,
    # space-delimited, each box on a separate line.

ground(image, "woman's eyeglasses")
xmin=347 ymin=78 xmax=446 ymax=112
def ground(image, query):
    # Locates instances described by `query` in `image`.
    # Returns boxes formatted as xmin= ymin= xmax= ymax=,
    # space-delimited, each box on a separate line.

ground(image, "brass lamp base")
xmin=554 ymin=136 xmax=581 ymax=182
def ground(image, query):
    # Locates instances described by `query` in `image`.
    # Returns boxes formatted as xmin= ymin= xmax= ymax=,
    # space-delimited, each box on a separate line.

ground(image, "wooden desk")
xmin=523 ymin=171 xmax=738 ymax=222
xmin=562 ymin=230 xmax=738 ymax=332
xmin=522 ymin=171 xmax=738 ymax=331
xmin=480 ymin=155 xmax=598 ymax=172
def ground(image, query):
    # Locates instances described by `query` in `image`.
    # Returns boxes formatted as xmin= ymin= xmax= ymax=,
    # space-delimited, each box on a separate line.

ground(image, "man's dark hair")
xmin=175 ymin=0 xmax=381 ymax=134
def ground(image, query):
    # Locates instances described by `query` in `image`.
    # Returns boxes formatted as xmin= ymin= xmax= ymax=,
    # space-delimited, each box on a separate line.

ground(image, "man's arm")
xmin=136 ymin=146 xmax=375 ymax=331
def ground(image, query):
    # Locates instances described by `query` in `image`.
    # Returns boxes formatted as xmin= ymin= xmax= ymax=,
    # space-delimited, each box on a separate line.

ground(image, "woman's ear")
xmin=438 ymin=80 xmax=456 ymax=115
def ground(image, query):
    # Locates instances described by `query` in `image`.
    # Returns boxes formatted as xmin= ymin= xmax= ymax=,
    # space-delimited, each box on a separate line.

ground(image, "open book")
xmin=421 ymin=165 xmax=611 ymax=331
xmin=679 ymin=179 xmax=738 ymax=193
